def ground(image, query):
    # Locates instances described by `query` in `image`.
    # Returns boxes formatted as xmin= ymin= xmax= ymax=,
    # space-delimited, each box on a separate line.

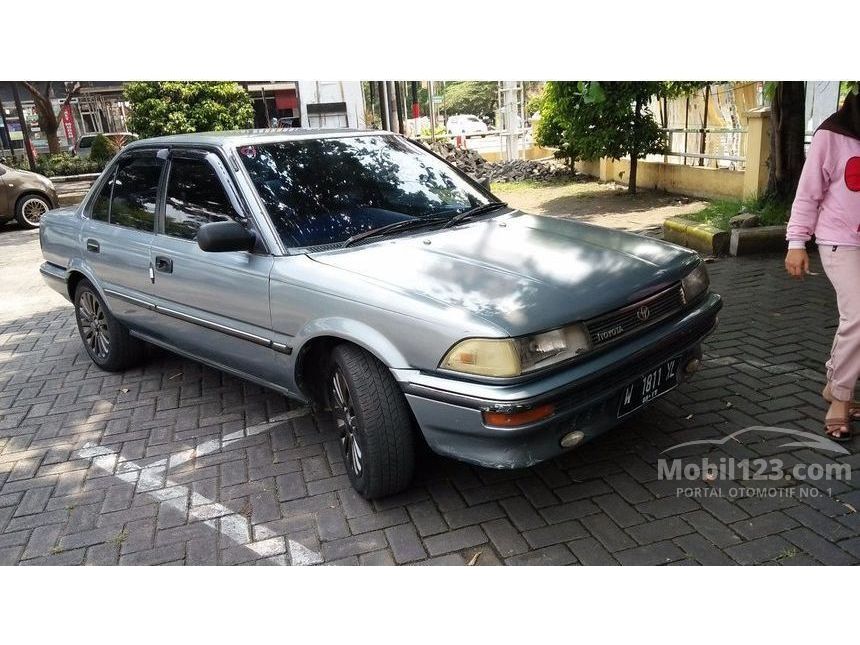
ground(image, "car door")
xmin=146 ymin=149 xmax=281 ymax=384
xmin=79 ymin=148 xmax=164 ymax=333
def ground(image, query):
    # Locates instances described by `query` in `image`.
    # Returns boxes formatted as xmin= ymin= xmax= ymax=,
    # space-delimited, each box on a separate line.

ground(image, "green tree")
xmin=20 ymin=82 xmax=81 ymax=154
xmin=124 ymin=82 xmax=253 ymax=139
xmin=441 ymin=81 xmax=497 ymax=119
xmin=535 ymin=81 xmax=668 ymax=194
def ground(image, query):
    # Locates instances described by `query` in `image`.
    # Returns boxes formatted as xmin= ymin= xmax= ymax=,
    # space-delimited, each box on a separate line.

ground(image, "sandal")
xmin=821 ymin=388 xmax=860 ymax=420
xmin=824 ymin=417 xmax=853 ymax=443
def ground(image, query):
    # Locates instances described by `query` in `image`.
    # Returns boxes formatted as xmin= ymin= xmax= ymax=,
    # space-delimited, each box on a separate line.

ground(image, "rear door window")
xmin=109 ymin=152 xmax=164 ymax=232
xmin=90 ymin=168 xmax=115 ymax=222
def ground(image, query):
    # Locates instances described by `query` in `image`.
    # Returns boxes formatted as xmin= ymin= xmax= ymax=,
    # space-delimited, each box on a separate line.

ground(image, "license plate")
xmin=617 ymin=357 xmax=680 ymax=417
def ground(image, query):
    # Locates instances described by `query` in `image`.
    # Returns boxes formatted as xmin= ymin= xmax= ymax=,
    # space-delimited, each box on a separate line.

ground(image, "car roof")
xmin=123 ymin=128 xmax=391 ymax=150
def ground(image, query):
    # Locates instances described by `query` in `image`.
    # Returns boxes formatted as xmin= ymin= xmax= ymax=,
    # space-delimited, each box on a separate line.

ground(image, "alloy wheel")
xmin=331 ymin=368 xmax=363 ymax=477
xmin=78 ymin=291 xmax=110 ymax=360
xmin=20 ymin=197 xmax=48 ymax=227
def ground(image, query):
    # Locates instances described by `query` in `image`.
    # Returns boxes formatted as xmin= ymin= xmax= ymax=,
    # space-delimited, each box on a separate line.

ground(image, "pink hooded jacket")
xmin=786 ymin=129 xmax=860 ymax=249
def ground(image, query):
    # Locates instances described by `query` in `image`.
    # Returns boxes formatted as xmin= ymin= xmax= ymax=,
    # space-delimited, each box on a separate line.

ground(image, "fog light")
xmin=482 ymin=403 xmax=555 ymax=427
xmin=685 ymin=358 xmax=701 ymax=374
xmin=560 ymin=431 xmax=585 ymax=449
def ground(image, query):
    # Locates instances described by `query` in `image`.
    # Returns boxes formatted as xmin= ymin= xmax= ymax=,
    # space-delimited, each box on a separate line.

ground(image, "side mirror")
xmin=197 ymin=221 xmax=255 ymax=252
xmin=480 ymin=177 xmax=491 ymax=191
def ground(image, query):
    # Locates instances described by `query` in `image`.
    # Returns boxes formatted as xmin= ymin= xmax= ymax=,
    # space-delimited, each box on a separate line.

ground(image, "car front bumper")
xmin=395 ymin=292 xmax=722 ymax=469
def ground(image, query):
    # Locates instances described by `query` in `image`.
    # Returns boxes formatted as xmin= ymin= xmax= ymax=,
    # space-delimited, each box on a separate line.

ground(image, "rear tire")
xmin=15 ymin=193 xmax=51 ymax=229
xmin=74 ymin=280 xmax=145 ymax=371
xmin=328 ymin=344 xmax=415 ymax=499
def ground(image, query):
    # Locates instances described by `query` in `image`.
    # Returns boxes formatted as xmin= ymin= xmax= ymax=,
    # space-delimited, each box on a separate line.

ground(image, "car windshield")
xmin=237 ymin=134 xmax=491 ymax=249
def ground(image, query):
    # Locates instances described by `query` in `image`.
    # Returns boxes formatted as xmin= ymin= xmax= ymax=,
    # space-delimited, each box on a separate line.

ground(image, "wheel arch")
xmin=15 ymin=190 xmax=53 ymax=212
xmin=64 ymin=262 xmax=108 ymax=304
xmin=292 ymin=319 xmax=409 ymax=406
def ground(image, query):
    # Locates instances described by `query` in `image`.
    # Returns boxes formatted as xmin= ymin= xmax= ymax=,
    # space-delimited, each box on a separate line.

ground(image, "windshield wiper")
xmin=442 ymin=201 xmax=507 ymax=228
xmin=342 ymin=216 xmax=450 ymax=248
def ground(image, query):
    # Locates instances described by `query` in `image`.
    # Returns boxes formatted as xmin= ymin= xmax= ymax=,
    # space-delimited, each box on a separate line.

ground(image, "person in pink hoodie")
xmin=785 ymin=91 xmax=860 ymax=442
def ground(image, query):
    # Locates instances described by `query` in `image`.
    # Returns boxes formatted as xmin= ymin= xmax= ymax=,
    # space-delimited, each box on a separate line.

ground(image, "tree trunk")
xmin=628 ymin=96 xmax=641 ymax=195
xmin=629 ymin=155 xmax=638 ymax=195
xmin=765 ymin=81 xmax=806 ymax=204
xmin=21 ymin=81 xmax=80 ymax=155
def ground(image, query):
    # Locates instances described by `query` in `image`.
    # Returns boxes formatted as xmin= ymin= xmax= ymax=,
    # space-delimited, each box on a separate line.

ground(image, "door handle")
xmin=154 ymin=256 xmax=173 ymax=273
xmin=86 ymin=239 xmax=100 ymax=253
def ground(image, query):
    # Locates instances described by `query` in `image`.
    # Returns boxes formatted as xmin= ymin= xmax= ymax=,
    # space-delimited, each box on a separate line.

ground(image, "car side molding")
xmin=103 ymin=288 xmax=292 ymax=355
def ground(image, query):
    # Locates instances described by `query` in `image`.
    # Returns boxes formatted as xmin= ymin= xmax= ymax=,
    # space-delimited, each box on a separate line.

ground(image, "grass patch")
xmin=685 ymin=198 xmax=790 ymax=231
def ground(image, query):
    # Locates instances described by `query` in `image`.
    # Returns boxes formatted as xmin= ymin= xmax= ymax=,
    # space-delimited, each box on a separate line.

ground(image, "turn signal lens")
xmin=482 ymin=404 xmax=555 ymax=427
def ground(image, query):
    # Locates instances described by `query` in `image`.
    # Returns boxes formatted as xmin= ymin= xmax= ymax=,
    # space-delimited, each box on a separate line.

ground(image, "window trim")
xmin=83 ymin=148 xmax=167 ymax=234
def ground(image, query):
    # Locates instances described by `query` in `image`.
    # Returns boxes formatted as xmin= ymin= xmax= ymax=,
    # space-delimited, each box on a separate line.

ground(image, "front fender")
xmin=294 ymin=316 xmax=410 ymax=369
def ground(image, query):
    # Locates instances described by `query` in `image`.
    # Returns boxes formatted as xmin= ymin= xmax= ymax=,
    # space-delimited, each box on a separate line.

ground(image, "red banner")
xmin=61 ymin=104 xmax=76 ymax=142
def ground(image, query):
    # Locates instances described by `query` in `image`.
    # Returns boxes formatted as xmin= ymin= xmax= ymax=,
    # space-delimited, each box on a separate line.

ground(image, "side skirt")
xmin=129 ymin=329 xmax=308 ymax=404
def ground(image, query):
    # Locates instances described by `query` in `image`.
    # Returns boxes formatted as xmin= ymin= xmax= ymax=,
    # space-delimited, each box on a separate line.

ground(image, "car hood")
xmin=308 ymin=211 xmax=700 ymax=336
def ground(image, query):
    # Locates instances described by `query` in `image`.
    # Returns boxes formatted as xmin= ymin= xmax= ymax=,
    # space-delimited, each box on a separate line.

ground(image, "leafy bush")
xmin=89 ymin=134 xmax=119 ymax=164
xmin=4 ymin=153 xmax=105 ymax=177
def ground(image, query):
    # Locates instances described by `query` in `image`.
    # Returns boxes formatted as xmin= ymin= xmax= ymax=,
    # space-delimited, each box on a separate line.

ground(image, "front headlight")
xmin=681 ymin=262 xmax=709 ymax=303
xmin=441 ymin=324 xmax=592 ymax=378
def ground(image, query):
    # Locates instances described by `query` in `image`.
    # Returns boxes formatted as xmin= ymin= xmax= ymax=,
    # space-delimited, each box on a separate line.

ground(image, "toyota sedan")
xmin=39 ymin=129 xmax=721 ymax=498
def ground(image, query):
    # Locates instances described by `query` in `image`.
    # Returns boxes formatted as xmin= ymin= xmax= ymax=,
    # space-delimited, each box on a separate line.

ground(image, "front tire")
xmin=74 ymin=280 xmax=144 ymax=371
xmin=328 ymin=344 xmax=415 ymax=499
xmin=15 ymin=194 xmax=51 ymax=229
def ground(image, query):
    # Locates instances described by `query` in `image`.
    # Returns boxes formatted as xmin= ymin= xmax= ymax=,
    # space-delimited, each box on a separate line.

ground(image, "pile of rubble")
xmin=427 ymin=141 xmax=573 ymax=184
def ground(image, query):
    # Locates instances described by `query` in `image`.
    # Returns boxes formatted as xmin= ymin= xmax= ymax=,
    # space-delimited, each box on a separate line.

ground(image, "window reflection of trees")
xmin=165 ymin=159 xmax=238 ymax=240
xmin=109 ymin=157 xmax=163 ymax=232
xmin=240 ymin=136 xmax=487 ymax=248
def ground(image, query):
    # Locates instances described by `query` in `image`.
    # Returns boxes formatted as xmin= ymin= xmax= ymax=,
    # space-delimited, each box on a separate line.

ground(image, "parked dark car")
xmin=39 ymin=129 xmax=722 ymax=498
xmin=0 ymin=163 xmax=58 ymax=228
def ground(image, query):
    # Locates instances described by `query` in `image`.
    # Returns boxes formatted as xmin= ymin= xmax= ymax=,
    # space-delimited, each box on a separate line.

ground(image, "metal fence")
xmin=658 ymin=127 xmax=747 ymax=170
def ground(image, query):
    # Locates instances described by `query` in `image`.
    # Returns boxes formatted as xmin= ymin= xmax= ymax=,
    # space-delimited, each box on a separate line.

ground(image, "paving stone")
xmin=384 ymin=524 xmax=426 ymax=563
xmin=506 ymin=544 xmax=576 ymax=566
xmin=444 ymin=502 xmax=505 ymax=529
xmin=321 ymin=530 xmax=387 ymax=561
xmin=316 ymin=507 xmax=350 ymax=541
xmin=120 ymin=543 xmax=186 ymax=565
xmin=423 ymin=526 xmax=487 ymax=557
xmin=14 ymin=486 xmax=52 ymax=516
xmin=730 ymin=511 xmax=799 ymax=540
xmin=581 ymin=513 xmax=636 ymax=552
xmin=783 ymin=527 xmax=855 ymax=565
xmin=615 ymin=541 xmax=686 ymax=565
xmin=348 ymin=508 xmax=408 ymax=535
xmin=594 ymin=494 xmax=646 ymax=528
xmin=725 ymin=535 xmax=795 ymax=565
xmin=673 ymin=534 xmax=735 ymax=566
xmin=407 ymin=501 xmax=447 ymax=537
xmin=566 ymin=537 xmax=618 ymax=565
xmin=523 ymin=520 xmax=587 ymax=549
xmin=626 ymin=517 xmax=693 ymax=545
xmin=482 ymin=518 xmax=529 ymax=557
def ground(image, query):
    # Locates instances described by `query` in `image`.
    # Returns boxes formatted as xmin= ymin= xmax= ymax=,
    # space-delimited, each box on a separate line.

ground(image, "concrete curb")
xmin=58 ymin=193 xmax=88 ymax=207
xmin=730 ymin=225 xmax=787 ymax=256
xmin=663 ymin=216 xmax=729 ymax=256
xmin=51 ymin=172 xmax=102 ymax=183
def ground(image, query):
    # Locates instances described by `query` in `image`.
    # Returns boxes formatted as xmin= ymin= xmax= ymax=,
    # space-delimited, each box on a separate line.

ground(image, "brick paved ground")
xmin=2 ymin=223 xmax=858 ymax=565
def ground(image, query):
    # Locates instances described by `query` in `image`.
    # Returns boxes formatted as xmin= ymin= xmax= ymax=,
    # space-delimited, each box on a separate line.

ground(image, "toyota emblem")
xmin=636 ymin=306 xmax=651 ymax=322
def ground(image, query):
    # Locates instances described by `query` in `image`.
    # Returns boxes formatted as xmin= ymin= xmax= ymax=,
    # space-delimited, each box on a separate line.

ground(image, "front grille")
xmin=585 ymin=283 xmax=685 ymax=347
